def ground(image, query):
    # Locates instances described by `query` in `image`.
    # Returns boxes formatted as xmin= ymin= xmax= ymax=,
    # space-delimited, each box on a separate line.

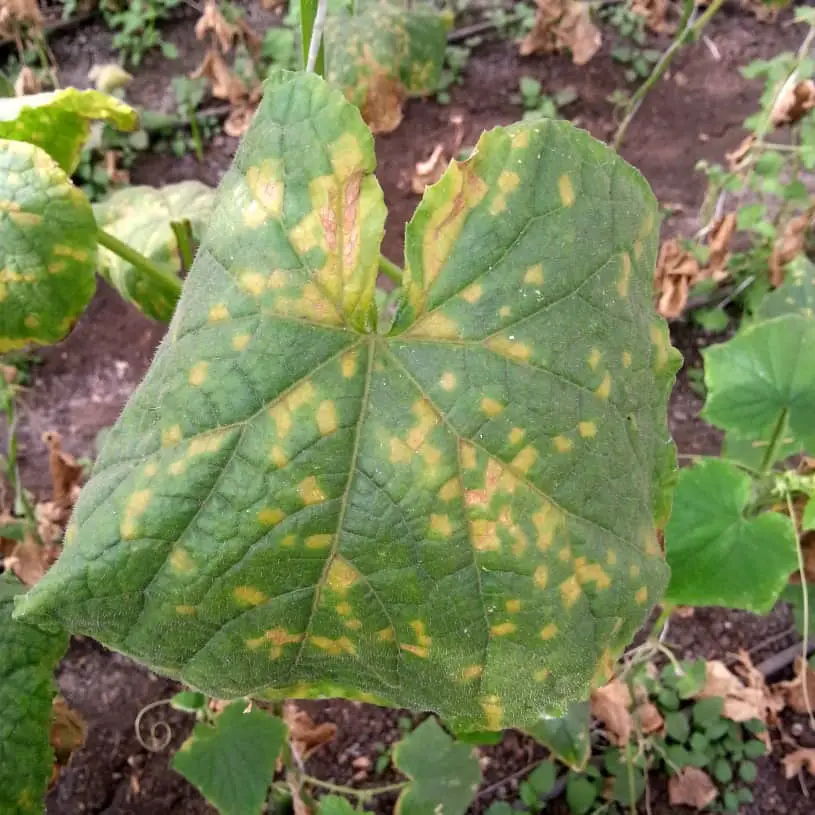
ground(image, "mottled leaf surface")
xmin=664 ymin=459 xmax=797 ymax=613
xmin=0 ymin=139 xmax=97 ymax=351
xmin=0 ymin=573 xmax=68 ymax=815
xmin=392 ymin=718 xmax=481 ymax=815
xmin=525 ymin=702 xmax=590 ymax=770
xmin=94 ymin=182 xmax=215 ymax=321
xmin=326 ymin=1 xmax=448 ymax=133
xmin=0 ymin=88 xmax=137 ymax=174
xmin=17 ymin=71 xmax=678 ymax=730
xmin=171 ymin=702 xmax=286 ymax=815
xmin=703 ymin=315 xmax=815 ymax=453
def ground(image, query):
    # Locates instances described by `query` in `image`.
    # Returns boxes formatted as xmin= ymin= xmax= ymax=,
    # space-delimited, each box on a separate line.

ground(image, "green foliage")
xmin=93 ymin=181 xmax=215 ymax=320
xmin=601 ymin=4 xmax=660 ymax=83
xmin=16 ymin=69 xmax=678 ymax=730
xmin=525 ymin=702 xmax=590 ymax=770
xmin=758 ymin=254 xmax=815 ymax=320
xmin=514 ymin=77 xmax=578 ymax=121
xmin=326 ymin=1 xmax=450 ymax=131
xmin=0 ymin=88 xmax=138 ymax=174
xmin=436 ymin=44 xmax=471 ymax=105
xmin=317 ymin=797 xmax=357 ymax=814
xmin=392 ymin=718 xmax=481 ymax=815
xmin=664 ymin=458 xmax=797 ymax=612
xmin=0 ymin=572 xmax=69 ymax=815
xmin=171 ymin=701 xmax=287 ymax=815
xmin=0 ymin=139 xmax=97 ymax=352
xmin=101 ymin=0 xmax=181 ymax=66
xmin=170 ymin=690 xmax=208 ymax=712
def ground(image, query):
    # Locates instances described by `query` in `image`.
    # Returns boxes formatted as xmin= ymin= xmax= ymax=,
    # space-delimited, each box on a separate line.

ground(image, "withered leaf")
xmin=783 ymin=748 xmax=815 ymax=778
xmin=195 ymin=0 xmax=239 ymax=53
xmin=283 ymin=703 xmax=337 ymax=761
xmin=191 ymin=48 xmax=247 ymax=105
xmin=520 ymin=0 xmax=601 ymax=66
xmin=591 ymin=679 xmax=633 ymax=746
xmin=668 ymin=767 xmax=718 ymax=809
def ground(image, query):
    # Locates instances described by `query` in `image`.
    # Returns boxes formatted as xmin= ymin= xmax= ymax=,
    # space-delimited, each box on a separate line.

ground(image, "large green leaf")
xmin=664 ymin=459 xmax=797 ymax=613
xmin=16 ymin=71 xmax=678 ymax=731
xmin=0 ymin=88 xmax=138 ymax=174
xmin=0 ymin=573 xmax=69 ymax=815
xmin=94 ymin=182 xmax=215 ymax=321
xmin=757 ymin=255 xmax=815 ymax=321
xmin=525 ymin=701 xmax=590 ymax=770
xmin=326 ymin=1 xmax=449 ymax=133
xmin=703 ymin=315 xmax=815 ymax=454
xmin=0 ymin=139 xmax=97 ymax=352
xmin=171 ymin=701 xmax=286 ymax=815
xmin=392 ymin=718 xmax=481 ymax=815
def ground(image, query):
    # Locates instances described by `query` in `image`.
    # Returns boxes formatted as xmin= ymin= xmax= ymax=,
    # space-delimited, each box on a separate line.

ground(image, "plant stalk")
xmin=96 ymin=227 xmax=182 ymax=303
xmin=301 ymin=773 xmax=409 ymax=800
xmin=613 ymin=0 xmax=725 ymax=150
xmin=300 ymin=0 xmax=326 ymax=76
xmin=378 ymin=255 xmax=403 ymax=285
xmin=760 ymin=408 xmax=788 ymax=475
xmin=171 ymin=219 xmax=195 ymax=272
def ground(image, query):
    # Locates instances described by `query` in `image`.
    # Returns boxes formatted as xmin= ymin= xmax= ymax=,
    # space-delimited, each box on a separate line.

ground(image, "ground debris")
xmin=520 ymin=0 xmax=601 ymax=66
xmin=668 ymin=766 xmax=718 ymax=809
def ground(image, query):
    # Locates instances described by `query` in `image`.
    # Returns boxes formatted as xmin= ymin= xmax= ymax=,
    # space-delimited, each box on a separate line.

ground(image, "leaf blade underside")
xmin=17 ymin=71 xmax=679 ymax=731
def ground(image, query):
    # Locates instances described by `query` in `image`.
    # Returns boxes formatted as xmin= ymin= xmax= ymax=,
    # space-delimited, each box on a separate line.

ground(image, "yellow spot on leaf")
xmin=630 ymin=564 xmax=641 ymax=578
xmin=401 ymin=643 xmax=429 ymax=658
xmin=524 ymin=263 xmax=544 ymax=285
xmin=472 ymin=519 xmax=500 ymax=551
xmin=345 ymin=618 xmax=362 ymax=630
xmin=269 ymin=446 xmax=288 ymax=468
xmin=607 ymin=550 xmax=617 ymax=566
xmin=558 ymin=546 xmax=572 ymax=562
xmin=511 ymin=129 xmax=530 ymax=149
xmin=430 ymin=514 xmax=453 ymax=538
xmin=553 ymin=435 xmax=573 ymax=453
xmin=575 ymin=560 xmax=611 ymax=590
xmin=341 ymin=351 xmax=358 ymax=378
xmin=120 ymin=489 xmax=152 ymax=540
xmin=650 ymin=323 xmax=669 ymax=371
xmin=439 ymin=371 xmax=457 ymax=391
xmin=326 ymin=557 xmax=360 ymax=594
xmin=169 ymin=460 xmax=186 ymax=475
xmin=390 ymin=438 xmax=412 ymax=464
xmin=408 ymin=311 xmax=460 ymax=340
xmin=299 ymin=476 xmax=326 ymax=505
xmin=595 ymin=373 xmax=611 ymax=400
xmin=622 ymin=351 xmax=632 ymax=368
xmin=635 ymin=586 xmax=648 ymax=605
xmin=508 ymin=427 xmax=525 ymax=446
xmin=506 ymin=599 xmax=522 ymax=613
xmin=462 ymin=664 xmax=483 ymax=680
xmin=258 ymin=507 xmax=285 ymax=526
xmin=336 ymin=601 xmax=352 ymax=616
xmin=439 ymin=478 xmax=460 ymax=502
xmin=270 ymin=404 xmax=292 ymax=439
xmin=247 ymin=627 xmax=303 ymax=658
xmin=533 ymin=565 xmax=548 ymax=589
xmin=239 ymin=271 xmax=266 ymax=296
xmin=481 ymin=397 xmax=504 ymax=417
xmin=246 ymin=159 xmax=284 ymax=220
xmin=540 ymin=623 xmax=558 ymax=640
xmin=378 ymin=627 xmax=395 ymax=642
xmin=617 ymin=253 xmax=631 ymax=297
xmin=578 ymin=421 xmax=597 ymax=438
xmin=208 ymin=304 xmax=229 ymax=322
xmin=460 ymin=283 xmax=483 ymax=303
xmin=486 ymin=335 xmax=531 ymax=362
xmin=189 ymin=362 xmax=208 ymax=387
xmin=588 ymin=348 xmax=602 ymax=370
xmin=169 ymin=547 xmax=195 ymax=573
xmin=176 ymin=605 xmax=196 ymax=615
xmin=24 ymin=314 xmax=39 ymax=329
xmin=534 ymin=668 xmax=550 ymax=681
xmin=481 ymin=695 xmax=503 ymax=730
xmin=305 ymin=534 xmax=333 ymax=550
xmin=310 ymin=635 xmax=356 ymax=656
xmin=162 ymin=425 xmax=182 ymax=447
xmin=491 ymin=621 xmax=516 ymax=636
xmin=499 ymin=305 xmax=511 ymax=318
xmin=281 ymin=534 xmax=297 ymax=547
xmin=558 ymin=174 xmax=575 ymax=207
xmin=511 ymin=445 xmax=538 ymax=474
xmin=560 ymin=576 xmax=582 ymax=608
xmin=461 ymin=443 xmax=477 ymax=469
xmin=232 ymin=333 xmax=251 ymax=352
xmin=316 ymin=400 xmax=338 ymax=436
xmin=234 ymin=586 xmax=267 ymax=606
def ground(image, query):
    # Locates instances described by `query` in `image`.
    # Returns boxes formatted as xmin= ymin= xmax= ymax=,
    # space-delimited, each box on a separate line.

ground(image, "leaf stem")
xmin=613 ymin=0 xmax=725 ymax=150
xmin=171 ymin=219 xmax=195 ymax=272
xmin=378 ymin=255 xmax=403 ymax=285
xmin=301 ymin=773 xmax=408 ymax=800
xmin=96 ymin=227 xmax=182 ymax=305
xmin=301 ymin=0 xmax=327 ymax=76
xmin=760 ymin=408 xmax=789 ymax=476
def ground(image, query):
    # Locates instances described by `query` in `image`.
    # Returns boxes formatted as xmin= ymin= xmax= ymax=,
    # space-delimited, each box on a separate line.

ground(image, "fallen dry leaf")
xmin=631 ymin=0 xmax=673 ymax=33
xmin=223 ymin=102 xmax=256 ymax=137
xmin=591 ymin=679 xmax=633 ymax=746
xmin=654 ymin=240 xmax=700 ymax=319
xmin=2 ymin=531 xmax=60 ymax=587
xmin=520 ymin=0 xmax=601 ymax=66
xmin=783 ymin=748 xmax=815 ymax=778
xmin=14 ymin=65 xmax=41 ymax=96
xmin=49 ymin=696 xmax=86 ymax=786
xmin=191 ymin=48 xmax=247 ymax=105
xmin=773 ymin=657 xmax=815 ymax=715
xmin=0 ymin=0 xmax=43 ymax=38
xmin=726 ymin=134 xmax=755 ymax=171
xmin=771 ymin=79 xmax=815 ymax=128
xmin=43 ymin=431 xmax=83 ymax=513
xmin=770 ymin=209 xmax=813 ymax=287
xmin=706 ymin=212 xmax=737 ymax=274
xmin=283 ymin=703 xmax=337 ymax=761
xmin=634 ymin=700 xmax=664 ymax=735
xmin=668 ymin=767 xmax=718 ymax=809
xmin=195 ymin=0 xmax=238 ymax=53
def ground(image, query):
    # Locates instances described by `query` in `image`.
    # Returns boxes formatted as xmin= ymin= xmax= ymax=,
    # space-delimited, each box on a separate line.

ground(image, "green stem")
xmin=613 ymin=0 xmax=725 ymax=150
xmin=300 ymin=0 xmax=326 ymax=76
xmin=1 ymin=389 xmax=39 ymax=541
xmin=171 ymin=220 xmax=195 ymax=271
xmin=96 ymin=227 xmax=182 ymax=303
xmin=301 ymin=774 xmax=409 ymax=800
xmin=378 ymin=255 xmax=403 ymax=285
xmin=189 ymin=113 xmax=204 ymax=162
xmin=760 ymin=408 xmax=788 ymax=475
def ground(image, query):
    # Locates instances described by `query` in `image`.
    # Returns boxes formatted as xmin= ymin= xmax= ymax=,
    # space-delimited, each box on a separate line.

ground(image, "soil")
xmin=2 ymin=3 xmax=814 ymax=814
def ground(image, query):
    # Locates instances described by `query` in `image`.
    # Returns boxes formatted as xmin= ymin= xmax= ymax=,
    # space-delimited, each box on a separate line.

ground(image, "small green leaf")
xmin=693 ymin=698 xmax=724 ymax=728
xmin=703 ymin=315 xmax=815 ymax=454
xmin=721 ymin=431 xmax=799 ymax=472
xmin=665 ymin=459 xmax=798 ymax=613
xmin=657 ymin=688 xmax=680 ymax=711
xmin=713 ymin=758 xmax=733 ymax=783
xmin=170 ymin=690 xmax=207 ymax=712
xmin=392 ymin=718 xmax=481 ymax=815
xmin=1 ymin=572 xmax=69 ymax=815
xmin=803 ymin=496 xmax=815 ymax=532
xmin=526 ymin=703 xmax=590 ymax=770
xmin=611 ymin=765 xmax=644 ymax=805
xmin=758 ymin=255 xmax=815 ymax=321
xmin=693 ymin=307 xmax=729 ymax=332
xmin=738 ymin=760 xmax=757 ymax=783
xmin=519 ymin=781 xmax=539 ymax=808
xmin=0 ymin=88 xmax=137 ymax=174
xmin=566 ymin=773 xmax=598 ymax=815
xmin=527 ymin=761 xmax=557 ymax=795
xmin=455 ymin=729 xmax=503 ymax=746
xmin=485 ymin=803 xmax=514 ymax=815
xmin=317 ymin=796 xmax=357 ymax=815
xmin=665 ymin=711 xmax=690 ymax=742
xmin=676 ymin=660 xmax=707 ymax=699
xmin=0 ymin=139 xmax=97 ymax=352
xmin=93 ymin=182 xmax=215 ymax=321
xmin=743 ymin=739 xmax=765 ymax=759
xmin=171 ymin=701 xmax=286 ymax=815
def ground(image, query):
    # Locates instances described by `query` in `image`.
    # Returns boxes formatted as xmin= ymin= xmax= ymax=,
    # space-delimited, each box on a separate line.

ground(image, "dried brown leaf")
xmin=740 ymin=0 xmax=781 ymax=23
xmin=283 ymin=703 xmax=337 ymax=761
xmin=520 ymin=0 xmax=601 ymax=66
xmin=771 ymin=79 xmax=815 ymax=127
xmin=223 ymin=102 xmax=256 ymax=137
xmin=191 ymin=48 xmax=247 ymax=105
xmin=195 ymin=0 xmax=238 ymax=53
xmin=783 ymin=748 xmax=815 ymax=778
xmin=14 ymin=65 xmax=41 ymax=96
xmin=706 ymin=212 xmax=736 ymax=278
xmin=361 ymin=73 xmax=405 ymax=135
xmin=0 ymin=0 xmax=43 ymax=38
xmin=635 ymin=701 xmax=664 ymax=735
xmin=3 ymin=532 xmax=60 ymax=587
xmin=591 ymin=679 xmax=633 ymax=746
xmin=668 ymin=767 xmax=718 ymax=809
xmin=43 ymin=431 xmax=82 ymax=512
xmin=50 ymin=696 xmax=86 ymax=785
xmin=770 ymin=209 xmax=812 ymax=287
xmin=726 ymin=134 xmax=755 ymax=171
xmin=630 ymin=0 xmax=673 ymax=33
xmin=773 ymin=657 xmax=815 ymax=715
